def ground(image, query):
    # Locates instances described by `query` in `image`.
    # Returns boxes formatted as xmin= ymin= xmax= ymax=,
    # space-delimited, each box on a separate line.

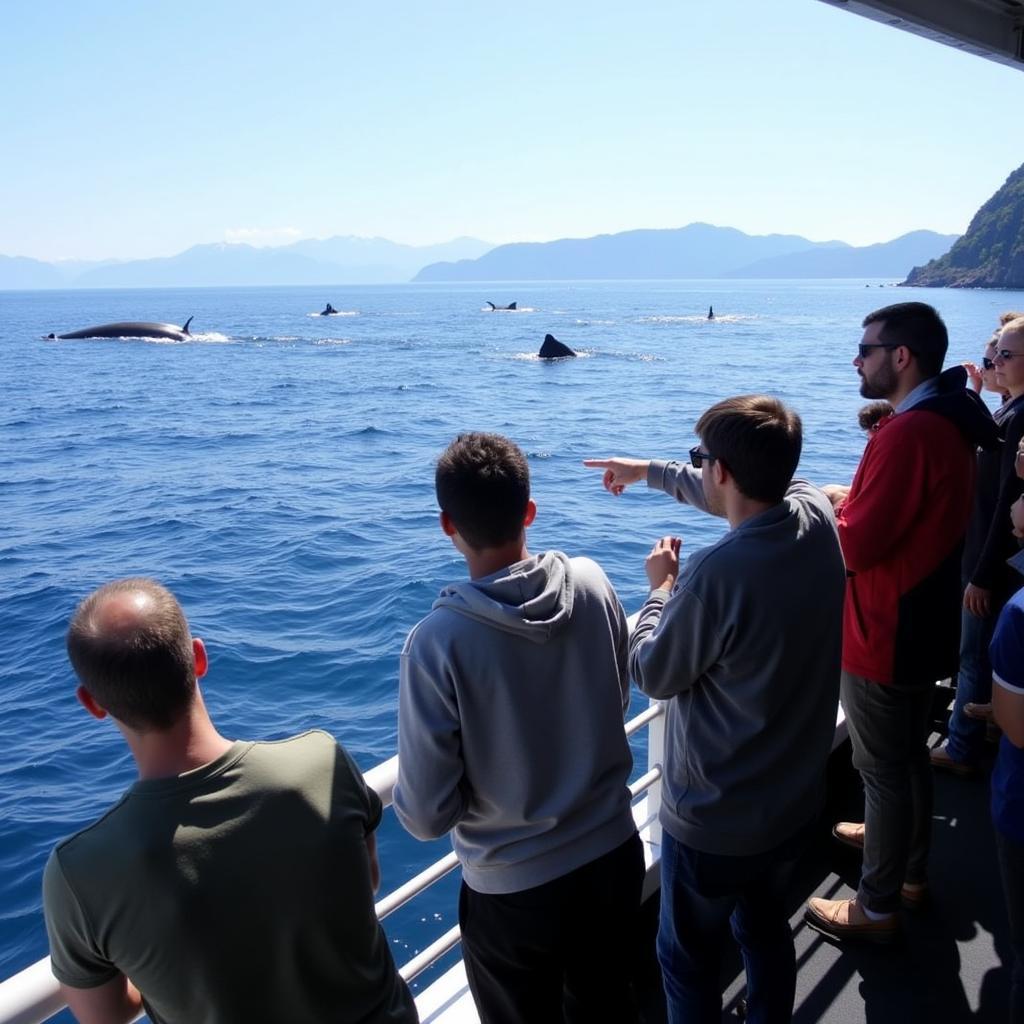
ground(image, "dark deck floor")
xmin=745 ymin=685 xmax=1009 ymax=1023
xmin=634 ymin=684 xmax=1011 ymax=1023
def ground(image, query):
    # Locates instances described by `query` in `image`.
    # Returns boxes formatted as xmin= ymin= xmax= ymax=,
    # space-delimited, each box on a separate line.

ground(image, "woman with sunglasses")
xmin=934 ymin=313 xmax=1024 ymax=774
xmin=965 ymin=333 xmax=1012 ymax=402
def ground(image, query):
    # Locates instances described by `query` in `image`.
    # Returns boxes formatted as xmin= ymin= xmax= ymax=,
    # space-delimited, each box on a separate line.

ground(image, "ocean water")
xmin=0 ymin=280 xmax=1015 ymax=1000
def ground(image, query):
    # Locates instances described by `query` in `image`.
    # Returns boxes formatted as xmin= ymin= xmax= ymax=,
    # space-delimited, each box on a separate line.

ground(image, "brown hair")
xmin=857 ymin=401 xmax=893 ymax=433
xmin=695 ymin=395 xmax=802 ymax=505
xmin=67 ymin=578 xmax=197 ymax=731
xmin=1001 ymin=316 xmax=1024 ymax=341
xmin=435 ymin=433 xmax=530 ymax=550
xmin=863 ymin=302 xmax=948 ymax=378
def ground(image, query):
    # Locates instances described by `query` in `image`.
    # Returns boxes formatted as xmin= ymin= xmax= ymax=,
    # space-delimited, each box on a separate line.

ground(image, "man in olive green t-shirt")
xmin=43 ymin=578 xmax=417 ymax=1024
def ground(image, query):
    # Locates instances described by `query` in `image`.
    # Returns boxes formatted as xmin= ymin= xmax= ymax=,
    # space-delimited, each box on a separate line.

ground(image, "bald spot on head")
xmin=89 ymin=587 xmax=160 ymax=637
xmin=67 ymin=578 xmax=197 ymax=731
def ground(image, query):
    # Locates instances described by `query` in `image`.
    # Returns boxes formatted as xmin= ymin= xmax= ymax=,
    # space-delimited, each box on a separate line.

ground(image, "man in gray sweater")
xmin=585 ymin=395 xmax=845 ymax=1024
xmin=394 ymin=432 xmax=642 ymax=1024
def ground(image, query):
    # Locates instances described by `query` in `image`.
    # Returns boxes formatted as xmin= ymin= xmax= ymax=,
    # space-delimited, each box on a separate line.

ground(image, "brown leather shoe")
xmin=964 ymin=702 xmax=994 ymax=722
xmin=832 ymin=821 xmax=864 ymax=850
xmin=929 ymin=745 xmax=978 ymax=778
xmin=805 ymin=897 xmax=900 ymax=944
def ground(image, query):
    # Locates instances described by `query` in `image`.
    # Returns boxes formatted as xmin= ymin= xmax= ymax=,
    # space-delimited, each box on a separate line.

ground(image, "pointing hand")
xmin=582 ymin=458 xmax=650 ymax=496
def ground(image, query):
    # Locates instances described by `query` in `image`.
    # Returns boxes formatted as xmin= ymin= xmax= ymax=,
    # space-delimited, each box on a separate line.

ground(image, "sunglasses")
xmin=857 ymin=343 xmax=900 ymax=360
xmin=689 ymin=445 xmax=716 ymax=469
xmin=982 ymin=357 xmax=995 ymax=370
xmin=996 ymin=349 xmax=1024 ymax=362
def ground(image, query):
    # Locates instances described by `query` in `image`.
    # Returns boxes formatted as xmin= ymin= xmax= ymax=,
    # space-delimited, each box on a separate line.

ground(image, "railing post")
xmin=645 ymin=698 xmax=665 ymax=848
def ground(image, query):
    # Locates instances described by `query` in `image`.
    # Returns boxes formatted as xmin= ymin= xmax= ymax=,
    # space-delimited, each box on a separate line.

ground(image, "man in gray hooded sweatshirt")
xmin=586 ymin=395 xmax=845 ymax=1024
xmin=394 ymin=432 xmax=642 ymax=1024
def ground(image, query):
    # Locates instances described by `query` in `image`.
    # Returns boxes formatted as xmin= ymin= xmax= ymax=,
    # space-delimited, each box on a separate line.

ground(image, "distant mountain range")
xmin=0 ymin=237 xmax=493 ymax=290
xmin=414 ymin=224 xmax=959 ymax=282
xmin=905 ymin=161 xmax=1024 ymax=288
xmin=0 ymin=226 xmax=959 ymax=290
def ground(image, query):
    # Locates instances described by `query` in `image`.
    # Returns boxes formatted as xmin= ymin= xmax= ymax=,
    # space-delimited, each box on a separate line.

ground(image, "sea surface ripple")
xmin=0 ymin=280 xmax=1012 ymax=1003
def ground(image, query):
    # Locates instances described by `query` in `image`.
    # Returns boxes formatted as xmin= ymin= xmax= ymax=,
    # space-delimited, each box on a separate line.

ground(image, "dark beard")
xmin=859 ymin=363 xmax=897 ymax=400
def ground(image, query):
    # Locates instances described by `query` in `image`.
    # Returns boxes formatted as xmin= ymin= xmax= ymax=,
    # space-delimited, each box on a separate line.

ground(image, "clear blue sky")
xmin=3 ymin=0 xmax=1023 ymax=261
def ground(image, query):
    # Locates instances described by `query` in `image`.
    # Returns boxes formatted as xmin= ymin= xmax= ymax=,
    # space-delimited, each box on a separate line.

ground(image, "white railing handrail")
xmin=0 ymin=702 xmax=666 ymax=1024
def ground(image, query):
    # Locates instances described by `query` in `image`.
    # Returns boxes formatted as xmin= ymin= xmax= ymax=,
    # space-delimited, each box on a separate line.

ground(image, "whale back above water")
xmin=486 ymin=301 xmax=517 ymax=310
xmin=48 ymin=317 xmax=194 ymax=341
xmin=539 ymin=334 xmax=576 ymax=359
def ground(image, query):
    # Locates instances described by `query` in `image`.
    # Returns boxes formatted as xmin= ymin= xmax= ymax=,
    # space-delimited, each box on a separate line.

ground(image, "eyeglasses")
xmin=982 ymin=357 xmax=995 ymax=370
xmin=689 ymin=445 xmax=716 ymax=469
xmin=996 ymin=349 xmax=1024 ymax=362
xmin=857 ymin=343 xmax=900 ymax=360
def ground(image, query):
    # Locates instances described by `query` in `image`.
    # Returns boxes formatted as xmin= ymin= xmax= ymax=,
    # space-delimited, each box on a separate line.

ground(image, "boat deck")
xmin=1 ymin=688 xmax=1007 ymax=1024
xmin=786 ymin=702 xmax=1009 ymax=1024
xmin=419 ymin=685 xmax=1011 ymax=1023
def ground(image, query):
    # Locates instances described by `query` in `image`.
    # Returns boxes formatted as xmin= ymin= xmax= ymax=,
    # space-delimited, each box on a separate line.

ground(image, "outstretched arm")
xmin=582 ymin=458 xmax=651 ymax=496
xmin=585 ymin=457 xmax=715 ymax=514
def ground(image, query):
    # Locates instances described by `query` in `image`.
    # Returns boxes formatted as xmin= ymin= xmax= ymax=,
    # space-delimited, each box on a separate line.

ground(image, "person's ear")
xmin=713 ymin=459 xmax=729 ymax=487
xmin=440 ymin=510 xmax=458 ymax=538
xmin=523 ymin=499 xmax=537 ymax=528
xmin=76 ymin=685 xmax=107 ymax=720
xmin=193 ymin=638 xmax=208 ymax=680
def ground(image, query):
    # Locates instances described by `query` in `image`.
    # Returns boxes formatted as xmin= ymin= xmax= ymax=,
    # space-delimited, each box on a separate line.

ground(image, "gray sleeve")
xmin=43 ymin=851 xmax=119 ymax=989
xmin=393 ymin=644 xmax=468 ymax=841
xmin=612 ymin=585 xmax=631 ymax=716
xmin=628 ymin=584 xmax=723 ymax=700
xmin=647 ymin=460 xmax=711 ymax=513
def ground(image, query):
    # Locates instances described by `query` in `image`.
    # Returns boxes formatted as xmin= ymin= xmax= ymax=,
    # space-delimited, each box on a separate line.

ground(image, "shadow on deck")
xmin=710 ymin=684 xmax=1010 ymax=1023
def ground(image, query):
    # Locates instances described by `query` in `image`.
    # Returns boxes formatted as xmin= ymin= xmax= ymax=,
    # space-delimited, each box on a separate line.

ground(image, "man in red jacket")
xmin=805 ymin=302 xmax=996 ymax=942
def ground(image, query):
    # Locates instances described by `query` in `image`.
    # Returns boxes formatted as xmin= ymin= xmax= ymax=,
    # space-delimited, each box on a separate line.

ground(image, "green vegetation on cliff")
xmin=904 ymin=163 xmax=1024 ymax=288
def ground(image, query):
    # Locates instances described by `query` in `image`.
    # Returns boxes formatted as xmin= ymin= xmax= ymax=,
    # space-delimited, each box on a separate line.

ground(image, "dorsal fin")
xmin=539 ymin=334 xmax=576 ymax=359
xmin=182 ymin=316 xmax=193 ymax=334
xmin=508 ymin=302 xmax=516 ymax=310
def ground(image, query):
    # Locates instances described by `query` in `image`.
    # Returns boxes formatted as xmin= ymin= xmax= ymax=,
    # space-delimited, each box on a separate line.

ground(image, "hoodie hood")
xmin=914 ymin=365 xmax=999 ymax=450
xmin=433 ymin=551 xmax=574 ymax=643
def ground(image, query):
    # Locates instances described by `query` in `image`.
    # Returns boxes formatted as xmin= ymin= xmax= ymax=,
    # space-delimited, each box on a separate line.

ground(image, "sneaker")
xmin=929 ymin=745 xmax=978 ymax=778
xmin=832 ymin=821 xmax=864 ymax=850
xmin=805 ymin=897 xmax=900 ymax=944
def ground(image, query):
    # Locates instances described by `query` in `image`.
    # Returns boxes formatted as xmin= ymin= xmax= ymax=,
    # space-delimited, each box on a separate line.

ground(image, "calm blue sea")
xmin=0 ymin=280 xmax=1015 ymax=1001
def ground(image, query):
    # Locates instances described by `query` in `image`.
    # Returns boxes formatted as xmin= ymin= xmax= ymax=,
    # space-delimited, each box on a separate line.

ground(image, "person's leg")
xmin=945 ymin=607 xmax=995 ymax=764
xmin=995 ymin=830 xmax=1024 ymax=1024
xmin=730 ymin=827 xmax=810 ymax=1024
xmin=562 ymin=833 xmax=644 ymax=1024
xmin=458 ymin=880 xmax=563 ymax=1024
xmin=905 ymin=682 xmax=936 ymax=887
xmin=657 ymin=832 xmax=735 ymax=1024
xmin=840 ymin=671 xmax=912 ymax=914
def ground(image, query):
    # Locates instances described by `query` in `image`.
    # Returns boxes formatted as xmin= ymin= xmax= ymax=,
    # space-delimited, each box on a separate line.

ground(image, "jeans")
xmin=946 ymin=606 xmax=996 ymax=764
xmin=841 ymin=671 xmax=934 ymax=913
xmin=657 ymin=823 xmax=812 ymax=1024
xmin=459 ymin=833 xmax=644 ymax=1024
xmin=996 ymin=829 xmax=1024 ymax=1024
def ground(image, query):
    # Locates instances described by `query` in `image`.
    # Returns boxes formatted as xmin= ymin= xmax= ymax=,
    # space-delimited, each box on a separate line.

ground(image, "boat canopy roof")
xmin=817 ymin=0 xmax=1024 ymax=71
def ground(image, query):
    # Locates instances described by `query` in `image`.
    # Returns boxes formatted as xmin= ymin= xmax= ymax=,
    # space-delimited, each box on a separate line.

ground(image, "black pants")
xmin=458 ymin=832 xmax=644 ymax=1024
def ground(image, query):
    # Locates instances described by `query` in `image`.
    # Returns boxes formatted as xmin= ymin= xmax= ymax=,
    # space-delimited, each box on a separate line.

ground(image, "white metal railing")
xmin=0 ymin=701 xmax=667 ymax=1024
